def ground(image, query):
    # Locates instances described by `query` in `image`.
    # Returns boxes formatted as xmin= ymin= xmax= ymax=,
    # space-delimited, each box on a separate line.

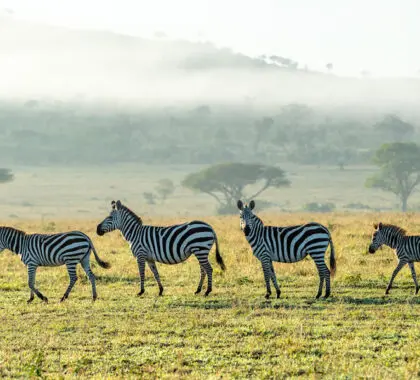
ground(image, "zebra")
xmin=369 ymin=222 xmax=420 ymax=295
xmin=237 ymin=200 xmax=336 ymax=299
xmin=96 ymin=200 xmax=226 ymax=296
xmin=0 ymin=227 xmax=110 ymax=303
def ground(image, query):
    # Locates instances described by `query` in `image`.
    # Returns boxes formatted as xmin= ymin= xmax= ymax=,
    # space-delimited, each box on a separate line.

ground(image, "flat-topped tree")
xmin=366 ymin=142 xmax=420 ymax=211
xmin=0 ymin=168 xmax=13 ymax=184
xmin=182 ymin=163 xmax=290 ymax=214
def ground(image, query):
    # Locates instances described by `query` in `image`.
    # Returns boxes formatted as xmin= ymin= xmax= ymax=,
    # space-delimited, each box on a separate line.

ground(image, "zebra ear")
xmin=249 ymin=200 xmax=255 ymax=210
xmin=116 ymin=200 xmax=122 ymax=209
xmin=378 ymin=222 xmax=383 ymax=230
xmin=237 ymin=200 xmax=244 ymax=210
xmin=111 ymin=200 xmax=116 ymax=210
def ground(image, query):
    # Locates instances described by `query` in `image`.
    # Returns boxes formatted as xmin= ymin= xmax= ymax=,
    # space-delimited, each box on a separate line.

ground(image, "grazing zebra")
xmin=237 ymin=200 xmax=336 ymax=299
xmin=96 ymin=200 xmax=225 ymax=296
xmin=369 ymin=222 xmax=420 ymax=295
xmin=0 ymin=227 xmax=110 ymax=303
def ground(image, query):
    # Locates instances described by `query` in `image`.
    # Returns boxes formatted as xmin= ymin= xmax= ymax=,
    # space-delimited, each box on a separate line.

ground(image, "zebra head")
xmin=237 ymin=200 xmax=256 ymax=236
xmin=96 ymin=200 xmax=122 ymax=236
xmin=369 ymin=222 xmax=385 ymax=253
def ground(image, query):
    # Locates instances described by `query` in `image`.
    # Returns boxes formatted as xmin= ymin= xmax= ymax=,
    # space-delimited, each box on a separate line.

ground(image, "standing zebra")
xmin=369 ymin=222 xmax=420 ymax=295
xmin=237 ymin=200 xmax=336 ymax=299
xmin=96 ymin=200 xmax=225 ymax=296
xmin=0 ymin=227 xmax=110 ymax=303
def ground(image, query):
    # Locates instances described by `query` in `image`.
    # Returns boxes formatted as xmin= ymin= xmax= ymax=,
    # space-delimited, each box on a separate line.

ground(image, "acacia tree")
xmin=365 ymin=142 xmax=420 ymax=211
xmin=0 ymin=168 xmax=13 ymax=184
xmin=374 ymin=114 xmax=414 ymax=142
xmin=182 ymin=163 xmax=290 ymax=214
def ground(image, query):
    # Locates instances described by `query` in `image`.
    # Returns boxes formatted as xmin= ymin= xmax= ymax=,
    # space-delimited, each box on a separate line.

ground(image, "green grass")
xmin=1 ymin=214 xmax=420 ymax=378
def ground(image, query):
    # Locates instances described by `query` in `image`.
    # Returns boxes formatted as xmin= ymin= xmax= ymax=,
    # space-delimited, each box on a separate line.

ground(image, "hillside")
xmin=1 ymin=16 xmax=420 ymax=108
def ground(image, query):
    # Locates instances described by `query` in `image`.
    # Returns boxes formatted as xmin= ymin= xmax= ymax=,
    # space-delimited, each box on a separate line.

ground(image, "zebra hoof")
xmin=158 ymin=288 xmax=164 ymax=296
xmin=194 ymin=289 xmax=202 ymax=295
xmin=137 ymin=290 xmax=145 ymax=297
xmin=43 ymin=297 xmax=49 ymax=303
xmin=416 ymin=287 xmax=419 ymax=295
xmin=60 ymin=297 xmax=67 ymax=303
xmin=27 ymin=298 xmax=34 ymax=304
xmin=315 ymin=293 xmax=322 ymax=299
xmin=323 ymin=293 xmax=330 ymax=299
xmin=265 ymin=293 xmax=271 ymax=300
xmin=92 ymin=295 xmax=97 ymax=302
xmin=276 ymin=291 xmax=281 ymax=299
xmin=204 ymin=290 xmax=212 ymax=296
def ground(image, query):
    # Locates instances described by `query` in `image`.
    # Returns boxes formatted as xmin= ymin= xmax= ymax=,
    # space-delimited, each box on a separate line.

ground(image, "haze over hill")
xmin=1 ymin=15 xmax=420 ymax=109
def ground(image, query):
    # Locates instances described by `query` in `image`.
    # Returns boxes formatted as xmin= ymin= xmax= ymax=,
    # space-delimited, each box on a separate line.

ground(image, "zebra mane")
xmin=0 ymin=226 xmax=27 ymax=235
xmin=119 ymin=204 xmax=143 ymax=225
xmin=380 ymin=223 xmax=407 ymax=237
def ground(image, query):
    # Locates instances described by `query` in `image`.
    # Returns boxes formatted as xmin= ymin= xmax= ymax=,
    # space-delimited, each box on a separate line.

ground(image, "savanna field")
xmin=1 ymin=213 xmax=420 ymax=379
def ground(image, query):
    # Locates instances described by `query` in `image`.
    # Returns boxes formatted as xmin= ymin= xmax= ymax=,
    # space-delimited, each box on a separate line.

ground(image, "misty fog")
xmin=1 ymin=11 xmax=420 ymax=220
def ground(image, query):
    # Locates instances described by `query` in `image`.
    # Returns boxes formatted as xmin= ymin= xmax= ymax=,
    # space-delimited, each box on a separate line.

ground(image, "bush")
xmin=302 ymin=202 xmax=335 ymax=213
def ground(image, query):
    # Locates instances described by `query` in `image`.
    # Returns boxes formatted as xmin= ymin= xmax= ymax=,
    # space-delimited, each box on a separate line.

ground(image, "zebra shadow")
xmin=166 ymin=299 xmax=233 ymax=310
xmin=94 ymin=274 xmax=140 ymax=285
xmin=332 ymin=295 xmax=420 ymax=305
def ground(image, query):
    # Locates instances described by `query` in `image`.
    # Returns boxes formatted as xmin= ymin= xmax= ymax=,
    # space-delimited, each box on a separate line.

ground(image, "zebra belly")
xmin=147 ymin=249 xmax=191 ymax=264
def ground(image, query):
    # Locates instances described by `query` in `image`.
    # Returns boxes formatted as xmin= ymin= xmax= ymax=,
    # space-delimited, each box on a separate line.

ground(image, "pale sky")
xmin=1 ymin=0 xmax=419 ymax=77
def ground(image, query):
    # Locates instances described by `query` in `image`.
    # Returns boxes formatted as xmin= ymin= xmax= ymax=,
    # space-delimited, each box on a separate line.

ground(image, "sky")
xmin=1 ymin=0 xmax=419 ymax=77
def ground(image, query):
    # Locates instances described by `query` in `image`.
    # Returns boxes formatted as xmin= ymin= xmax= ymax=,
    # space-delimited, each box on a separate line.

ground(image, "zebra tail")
xmin=214 ymin=233 xmax=226 ymax=271
xmin=91 ymin=243 xmax=111 ymax=269
xmin=329 ymin=238 xmax=336 ymax=277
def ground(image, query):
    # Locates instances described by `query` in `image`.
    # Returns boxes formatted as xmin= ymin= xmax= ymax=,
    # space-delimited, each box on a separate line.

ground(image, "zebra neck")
xmin=1 ymin=229 xmax=26 ymax=255
xmin=247 ymin=225 xmax=264 ymax=246
xmin=120 ymin=220 xmax=142 ymax=243
xmin=386 ymin=234 xmax=404 ymax=250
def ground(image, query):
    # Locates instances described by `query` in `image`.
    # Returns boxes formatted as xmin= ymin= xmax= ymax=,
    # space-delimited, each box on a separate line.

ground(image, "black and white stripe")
xmin=369 ymin=222 xmax=420 ymax=295
xmin=96 ymin=200 xmax=225 ymax=296
xmin=0 ymin=227 xmax=110 ymax=303
xmin=237 ymin=200 xmax=336 ymax=299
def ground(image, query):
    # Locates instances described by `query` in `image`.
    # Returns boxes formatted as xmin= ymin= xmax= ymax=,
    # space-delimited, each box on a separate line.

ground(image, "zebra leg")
xmin=60 ymin=263 xmax=78 ymax=302
xmin=28 ymin=290 xmax=34 ymax=303
xmin=196 ymin=252 xmax=213 ymax=296
xmin=27 ymin=265 xmax=48 ymax=303
xmin=81 ymin=255 xmax=97 ymax=301
xmin=386 ymin=261 xmax=406 ymax=295
xmin=137 ymin=256 xmax=146 ymax=296
xmin=261 ymin=258 xmax=272 ymax=299
xmin=270 ymin=262 xmax=281 ymax=299
xmin=408 ymin=263 xmax=420 ymax=295
xmin=147 ymin=261 xmax=164 ymax=296
xmin=311 ymin=254 xmax=330 ymax=299
xmin=195 ymin=265 xmax=206 ymax=295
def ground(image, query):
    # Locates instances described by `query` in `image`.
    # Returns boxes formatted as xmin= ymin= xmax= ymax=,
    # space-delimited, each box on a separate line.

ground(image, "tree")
xmin=155 ymin=179 xmax=175 ymax=203
xmin=374 ymin=114 xmax=414 ymax=142
xmin=253 ymin=117 xmax=273 ymax=152
xmin=365 ymin=142 xmax=420 ymax=211
xmin=182 ymin=163 xmax=290 ymax=214
xmin=0 ymin=168 xmax=13 ymax=184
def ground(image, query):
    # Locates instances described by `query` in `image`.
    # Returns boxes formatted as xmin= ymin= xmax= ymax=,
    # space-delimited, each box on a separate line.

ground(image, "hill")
xmin=1 ymin=16 xmax=420 ymax=108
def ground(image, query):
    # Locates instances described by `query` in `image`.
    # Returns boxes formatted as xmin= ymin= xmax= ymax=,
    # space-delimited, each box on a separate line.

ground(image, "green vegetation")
xmin=1 ymin=214 xmax=420 ymax=378
xmin=182 ymin=163 xmax=289 ymax=214
xmin=366 ymin=142 xmax=420 ymax=211
xmin=0 ymin=168 xmax=13 ymax=184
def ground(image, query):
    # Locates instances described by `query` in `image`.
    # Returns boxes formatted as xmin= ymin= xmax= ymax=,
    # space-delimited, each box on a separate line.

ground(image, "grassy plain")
xmin=1 ymin=163 xmax=418 ymax=221
xmin=1 ymin=213 xmax=420 ymax=378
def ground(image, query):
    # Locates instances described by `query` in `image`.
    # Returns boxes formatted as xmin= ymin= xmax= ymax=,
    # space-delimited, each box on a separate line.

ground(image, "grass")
xmin=1 ymin=163 xmax=418 ymax=221
xmin=1 ymin=213 xmax=420 ymax=378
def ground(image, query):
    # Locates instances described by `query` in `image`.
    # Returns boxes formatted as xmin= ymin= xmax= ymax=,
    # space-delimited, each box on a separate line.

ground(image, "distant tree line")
xmin=0 ymin=101 xmax=417 ymax=170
